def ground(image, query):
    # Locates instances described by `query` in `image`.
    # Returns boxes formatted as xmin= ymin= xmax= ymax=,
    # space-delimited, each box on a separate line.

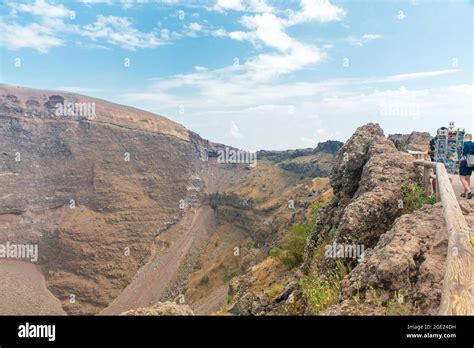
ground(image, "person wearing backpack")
xmin=460 ymin=133 xmax=474 ymax=199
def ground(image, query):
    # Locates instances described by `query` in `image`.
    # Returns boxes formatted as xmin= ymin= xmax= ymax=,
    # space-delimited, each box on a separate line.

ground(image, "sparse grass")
xmin=301 ymin=261 xmax=347 ymax=314
xmin=253 ymin=195 xmax=267 ymax=204
xmin=268 ymin=284 xmax=285 ymax=299
xmin=309 ymin=200 xmax=325 ymax=215
xmin=366 ymin=288 xmax=415 ymax=315
xmin=269 ymin=200 xmax=327 ymax=268
xmin=386 ymin=292 xmax=412 ymax=315
xmin=401 ymin=182 xmax=436 ymax=213
xmin=270 ymin=216 xmax=316 ymax=268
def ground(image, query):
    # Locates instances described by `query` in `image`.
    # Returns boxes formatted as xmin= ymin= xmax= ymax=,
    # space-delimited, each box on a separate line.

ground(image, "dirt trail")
xmin=0 ymin=260 xmax=65 ymax=315
xmin=449 ymin=174 xmax=465 ymax=202
xmin=101 ymin=204 xmax=215 ymax=315
xmin=192 ymin=284 xmax=229 ymax=315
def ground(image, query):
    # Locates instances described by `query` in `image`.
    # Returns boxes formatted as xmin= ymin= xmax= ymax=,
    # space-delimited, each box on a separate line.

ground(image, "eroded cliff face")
xmin=0 ymin=84 xmax=342 ymax=316
xmin=0 ymin=84 xmax=237 ymax=314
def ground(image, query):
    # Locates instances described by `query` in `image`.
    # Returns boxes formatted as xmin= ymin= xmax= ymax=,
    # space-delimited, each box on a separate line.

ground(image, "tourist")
xmin=459 ymin=133 xmax=474 ymax=199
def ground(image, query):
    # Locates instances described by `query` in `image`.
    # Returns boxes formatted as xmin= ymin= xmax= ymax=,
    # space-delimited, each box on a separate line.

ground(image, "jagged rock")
xmin=340 ymin=203 xmax=447 ymax=313
xmin=304 ymin=123 xmax=420 ymax=271
xmin=274 ymin=281 xmax=297 ymax=303
xmin=121 ymin=302 xmax=194 ymax=316
xmin=388 ymin=132 xmax=432 ymax=152
xmin=313 ymin=140 xmax=344 ymax=154
xmin=337 ymin=199 xmax=474 ymax=314
xmin=228 ymin=292 xmax=254 ymax=315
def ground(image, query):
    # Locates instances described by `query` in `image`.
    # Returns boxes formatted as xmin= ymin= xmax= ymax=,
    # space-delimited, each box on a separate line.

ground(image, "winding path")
xmin=100 ymin=205 xmax=215 ymax=315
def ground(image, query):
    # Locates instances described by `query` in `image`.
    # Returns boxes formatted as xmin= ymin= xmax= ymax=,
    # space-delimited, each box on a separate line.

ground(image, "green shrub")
xmin=268 ymin=284 xmax=285 ymax=299
xmin=386 ymin=292 xmax=412 ymax=315
xmin=309 ymin=201 xmax=325 ymax=214
xmin=301 ymin=261 xmax=347 ymax=314
xmin=401 ymin=182 xmax=436 ymax=213
xmin=199 ymin=275 xmax=209 ymax=286
xmin=271 ymin=217 xmax=315 ymax=268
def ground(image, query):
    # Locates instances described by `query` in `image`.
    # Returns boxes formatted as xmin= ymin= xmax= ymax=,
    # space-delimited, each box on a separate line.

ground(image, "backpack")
xmin=466 ymin=144 xmax=474 ymax=167
xmin=467 ymin=155 xmax=474 ymax=167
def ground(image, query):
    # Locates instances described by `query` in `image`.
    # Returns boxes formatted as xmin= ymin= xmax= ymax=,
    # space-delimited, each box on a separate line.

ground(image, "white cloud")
xmin=224 ymin=12 xmax=325 ymax=80
xmin=194 ymin=66 xmax=208 ymax=71
xmin=8 ymin=0 xmax=72 ymax=18
xmin=182 ymin=22 xmax=206 ymax=37
xmin=79 ymin=0 xmax=149 ymax=7
xmin=80 ymin=0 xmax=114 ymax=5
xmin=211 ymin=28 xmax=227 ymax=37
xmin=240 ymin=13 xmax=293 ymax=51
xmin=383 ymin=69 xmax=461 ymax=82
xmin=229 ymin=121 xmax=243 ymax=138
xmin=228 ymin=30 xmax=254 ymax=41
xmin=285 ymin=0 xmax=346 ymax=25
xmin=81 ymin=15 xmax=164 ymax=50
xmin=212 ymin=0 xmax=274 ymax=13
xmin=245 ymin=42 xmax=324 ymax=81
xmin=0 ymin=0 xmax=76 ymax=53
xmin=0 ymin=21 xmax=64 ymax=53
xmin=189 ymin=22 xmax=203 ymax=31
xmin=119 ymin=64 xmax=471 ymax=150
xmin=346 ymin=33 xmax=382 ymax=47
xmin=213 ymin=0 xmax=245 ymax=12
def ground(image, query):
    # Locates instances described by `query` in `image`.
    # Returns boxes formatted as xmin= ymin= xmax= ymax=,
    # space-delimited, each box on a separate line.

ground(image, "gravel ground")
xmin=0 ymin=260 xmax=65 ymax=315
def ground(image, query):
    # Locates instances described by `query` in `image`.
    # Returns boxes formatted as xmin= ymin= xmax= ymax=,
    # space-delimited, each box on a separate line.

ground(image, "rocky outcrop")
xmin=313 ymin=140 xmax=343 ymax=154
xmin=304 ymin=123 xmax=420 ymax=272
xmin=257 ymin=141 xmax=343 ymax=178
xmin=225 ymin=123 xmax=426 ymax=316
xmin=121 ymin=301 xmax=194 ymax=316
xmin=388 ymin=132 xmax=431 ymax=152
xmin=334 ymin=199 xmax=474 ymax=315
xmin=340 ymin=203 xmax=446 ymax=313
xmin=257 ymin=148 xmax=314 ymax=162
xmin=257 ymin=141 xmax=343 ymax=162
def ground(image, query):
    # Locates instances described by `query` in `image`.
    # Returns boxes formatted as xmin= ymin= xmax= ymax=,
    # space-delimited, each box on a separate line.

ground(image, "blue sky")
xmin=0 ymin=0 xmax=472 ymax=150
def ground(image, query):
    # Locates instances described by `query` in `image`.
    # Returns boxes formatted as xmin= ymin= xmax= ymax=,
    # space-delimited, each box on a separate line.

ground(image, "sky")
xmin=0 ymin=0 xmax=473 ymax=150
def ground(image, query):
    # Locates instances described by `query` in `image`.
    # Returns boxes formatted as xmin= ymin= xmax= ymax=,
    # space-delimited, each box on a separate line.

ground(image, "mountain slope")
xmin=0 ymin=84 xmax=340 ymax=315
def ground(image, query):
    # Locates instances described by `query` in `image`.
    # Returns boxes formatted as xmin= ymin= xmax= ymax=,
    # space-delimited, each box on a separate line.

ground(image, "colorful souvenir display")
xmin=434 ymin=123 xmax=465 ymax=175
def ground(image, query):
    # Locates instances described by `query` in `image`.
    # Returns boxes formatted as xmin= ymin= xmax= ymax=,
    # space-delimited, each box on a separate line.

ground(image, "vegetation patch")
xmin=269 ymin=201 xmax=327 ymax=268
xmin=270 ymin=217 xmax=316 ymax=268
xmin=401 ymin=182 xmax=436 ymax=213
xmin=301 ymin=261 xmax=347 ymax=314
xmin=268 ymin=284 xmax=285 ymax=299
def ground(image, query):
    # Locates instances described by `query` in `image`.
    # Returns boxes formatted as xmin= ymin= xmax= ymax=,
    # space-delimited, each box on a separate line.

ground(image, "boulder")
xmin=121 ymin=302 xmax=194 ymax=316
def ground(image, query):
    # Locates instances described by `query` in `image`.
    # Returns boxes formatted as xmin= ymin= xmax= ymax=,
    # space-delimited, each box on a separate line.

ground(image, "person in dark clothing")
xmin=460 ymin=133 xmax=474 ymax=199
xmin=429 ymin=137 xmax=436 ymax=162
